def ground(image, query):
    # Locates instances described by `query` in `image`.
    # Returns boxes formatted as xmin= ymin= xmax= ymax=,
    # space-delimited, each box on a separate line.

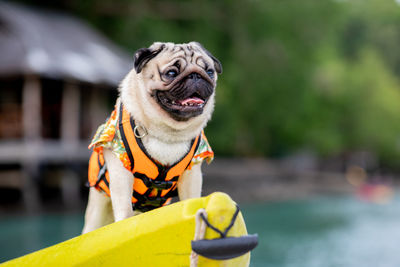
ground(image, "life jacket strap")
xmin=132 ymin=188 xmax=179 ymax=212
xmin=134 ymin=172 xmax=179 ymax=190
xmin=90 ymin=152 xmax=109 ymax=189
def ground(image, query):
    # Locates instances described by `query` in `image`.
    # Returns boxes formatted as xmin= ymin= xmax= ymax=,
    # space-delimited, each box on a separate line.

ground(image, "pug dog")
xmin=82 ymin=42 xmax=222 ymax=234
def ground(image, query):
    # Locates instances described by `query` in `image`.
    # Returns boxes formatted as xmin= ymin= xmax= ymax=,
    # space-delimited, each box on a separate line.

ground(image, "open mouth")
xmin=155 ymin=91 xmax=208 ymax=120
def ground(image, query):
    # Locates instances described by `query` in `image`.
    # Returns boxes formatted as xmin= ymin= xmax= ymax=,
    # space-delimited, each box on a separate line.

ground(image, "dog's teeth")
xmin=172 ymin=100 xmax=176 ymax=104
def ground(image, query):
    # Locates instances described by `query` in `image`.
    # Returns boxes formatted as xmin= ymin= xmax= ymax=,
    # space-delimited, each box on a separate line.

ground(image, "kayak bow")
xmin=2 ymin=192 xmax=257 ymax=267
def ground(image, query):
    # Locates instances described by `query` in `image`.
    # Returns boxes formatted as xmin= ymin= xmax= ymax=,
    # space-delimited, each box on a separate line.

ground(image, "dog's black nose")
xmin=187 ymin=72 xmax=202 ymax=80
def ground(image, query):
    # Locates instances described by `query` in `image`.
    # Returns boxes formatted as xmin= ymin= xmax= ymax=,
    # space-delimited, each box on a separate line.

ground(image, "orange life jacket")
xmin=88 ymin=104 xmax=201 ymax=212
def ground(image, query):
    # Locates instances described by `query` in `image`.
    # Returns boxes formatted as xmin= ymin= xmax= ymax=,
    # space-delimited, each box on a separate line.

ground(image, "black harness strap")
xmin=93 ymin=154 xmax=109 ymax=188
xmin=118 ymin=103 xmax=135 ymax=172
xmin=134 ymin=172 xmax=177 ymax=190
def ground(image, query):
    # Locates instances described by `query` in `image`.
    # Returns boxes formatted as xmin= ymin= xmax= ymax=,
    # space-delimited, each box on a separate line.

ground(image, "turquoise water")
xmin=242 ymin=195 xmax=400 ymax=267
xmin=0 ymin=212 xmax=84 ymax=263
xmin=1 ymin=195 xmax=399 ymax=266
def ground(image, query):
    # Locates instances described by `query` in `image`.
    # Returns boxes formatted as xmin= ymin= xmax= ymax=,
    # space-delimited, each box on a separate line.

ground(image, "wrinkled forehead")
xmin=150 ymin=42 xmax=213 ymax=69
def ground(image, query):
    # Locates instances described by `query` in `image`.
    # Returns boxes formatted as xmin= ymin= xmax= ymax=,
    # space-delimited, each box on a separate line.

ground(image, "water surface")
xmin=1 ymin=194 xmax=399 ymax=266
xmin=243 ymin=195 xmax=400 ymax=267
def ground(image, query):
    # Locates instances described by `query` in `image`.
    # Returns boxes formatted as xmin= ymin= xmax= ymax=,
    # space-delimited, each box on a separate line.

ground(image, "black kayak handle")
xmin=191 ymin=234 xmax=258 ymax=260
xmin=191 ymin=205 xmax=258 ymax=260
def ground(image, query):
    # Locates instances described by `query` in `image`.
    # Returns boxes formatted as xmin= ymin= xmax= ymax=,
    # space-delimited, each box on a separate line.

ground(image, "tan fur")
xmin=82 ymin=42 xmax=220 ymax=233
xmin=120 ymin=42 xmax=217 ymax=143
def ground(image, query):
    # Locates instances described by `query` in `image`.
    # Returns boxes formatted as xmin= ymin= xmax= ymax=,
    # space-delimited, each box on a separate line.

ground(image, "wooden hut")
xmin=0 ymin=2 xmax=131 ymax=210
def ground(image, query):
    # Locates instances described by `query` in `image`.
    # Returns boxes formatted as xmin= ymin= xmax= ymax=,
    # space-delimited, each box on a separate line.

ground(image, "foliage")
xmin=12 ymin=0 xmax=400 ymax=166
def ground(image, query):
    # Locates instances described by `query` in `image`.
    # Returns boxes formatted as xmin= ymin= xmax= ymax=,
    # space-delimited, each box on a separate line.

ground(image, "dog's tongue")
xmin=178 ymin=97 xmax=204 ymax=106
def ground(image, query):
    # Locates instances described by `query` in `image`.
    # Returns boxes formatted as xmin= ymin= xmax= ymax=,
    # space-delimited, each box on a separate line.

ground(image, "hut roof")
xmin=0 ymin=1 xmax=132 ymax=85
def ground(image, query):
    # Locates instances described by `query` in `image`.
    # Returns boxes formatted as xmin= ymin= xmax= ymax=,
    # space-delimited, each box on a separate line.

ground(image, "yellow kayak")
xmin=2 ymin=192 xmax=257 ymax=266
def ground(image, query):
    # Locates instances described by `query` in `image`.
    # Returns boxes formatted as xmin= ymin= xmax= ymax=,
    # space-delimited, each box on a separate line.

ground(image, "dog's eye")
xmin=206 ymin=69 xmax=214 ymax=78
xmin=165 ymin=70 xmax=178 ymax=78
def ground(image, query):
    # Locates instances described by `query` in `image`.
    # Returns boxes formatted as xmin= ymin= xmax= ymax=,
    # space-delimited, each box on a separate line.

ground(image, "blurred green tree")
xmin=10 ymin=0 xmax=400 ymax=167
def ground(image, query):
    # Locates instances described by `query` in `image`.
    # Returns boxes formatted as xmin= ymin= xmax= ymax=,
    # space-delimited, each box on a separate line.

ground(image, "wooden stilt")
xmin=61 ymin=81 xmax=80 ymax=149
xmin=60 ymin=81 xmax=81 ymax=207
xmin=22 ymin=75 xmax=42 ymax=212
xmin=88 ymin=86 xmax=108 ymax=136
xmin=22 ymin=75 xmax=42 ymax=141
xmin=61 ymin=168 xmax=81 ymax=210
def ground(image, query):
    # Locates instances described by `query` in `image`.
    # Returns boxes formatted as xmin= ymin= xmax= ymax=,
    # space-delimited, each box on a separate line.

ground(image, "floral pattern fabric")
xmin=88 ymin=105 xmax=214 ymax=171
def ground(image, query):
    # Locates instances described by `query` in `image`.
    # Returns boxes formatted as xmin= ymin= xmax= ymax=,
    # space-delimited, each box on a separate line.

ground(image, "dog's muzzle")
xmin=154 ymin=72 xmax=214 ymax=121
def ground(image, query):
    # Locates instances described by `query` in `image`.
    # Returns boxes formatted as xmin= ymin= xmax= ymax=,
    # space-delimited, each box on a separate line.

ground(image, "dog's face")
xmin=133 ymin=42 xmax=222 ymax=122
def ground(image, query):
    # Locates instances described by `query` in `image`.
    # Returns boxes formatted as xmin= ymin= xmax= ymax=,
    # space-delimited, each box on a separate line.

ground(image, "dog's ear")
xmin=133 ymin=45 xmax=165 ymax=73
xmin=192 ymin=42 xmax=222 ymax=74
xmin=210 ymin=54 xmax=222 ymax=74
